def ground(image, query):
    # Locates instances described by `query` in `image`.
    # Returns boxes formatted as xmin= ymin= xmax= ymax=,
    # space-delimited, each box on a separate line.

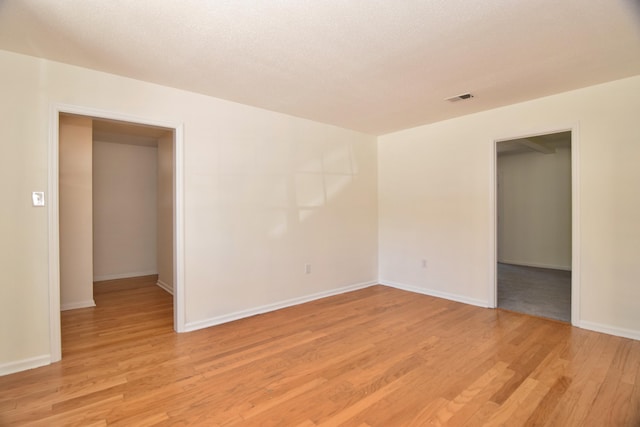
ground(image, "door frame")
xmin=489 ymin=125 xmax=580 ymax=326
xmin=48 ymin=103 xmax=186 ymax=362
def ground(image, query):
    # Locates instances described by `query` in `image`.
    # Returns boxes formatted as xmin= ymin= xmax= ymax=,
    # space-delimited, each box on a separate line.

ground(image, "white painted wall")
xmin=497 ymin=146 xmax=572 ymax=270
xmin=379 ymin=74 xmax=640 ymax=339
xmin=157 ymin=134 xmax=174 ymax=293
xmin=59 ymin=115 xmax=95 ymax=310
xmin=0 ymin=50 xmax=378 ymax=373
xmin=92 ymin=141 xmax=158 ymax=281
xmin=2 ymin=46 xmax=637 ymax=374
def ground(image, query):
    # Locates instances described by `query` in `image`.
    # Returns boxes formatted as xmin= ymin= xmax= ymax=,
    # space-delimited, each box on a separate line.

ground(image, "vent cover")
xmin=445 ymin=93 xmax=474 ymax=102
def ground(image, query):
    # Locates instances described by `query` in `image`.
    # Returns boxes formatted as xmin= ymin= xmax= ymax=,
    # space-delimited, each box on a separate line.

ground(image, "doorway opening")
xmin=49 ymin=105 xmax=185 ymax=362
xmin=494 ymin=130 xmax=575 ymax=323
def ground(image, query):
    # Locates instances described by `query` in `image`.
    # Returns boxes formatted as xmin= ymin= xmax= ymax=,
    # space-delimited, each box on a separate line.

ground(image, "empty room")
xmin=1 ymin=1 xmax=639 ymax=425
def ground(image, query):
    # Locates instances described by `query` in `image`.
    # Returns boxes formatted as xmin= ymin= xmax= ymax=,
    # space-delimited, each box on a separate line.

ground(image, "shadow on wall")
xmin=212 ymin=141 xmax=359 ymax=239
xmin=288 ymin=143 xmax=358 ymax=234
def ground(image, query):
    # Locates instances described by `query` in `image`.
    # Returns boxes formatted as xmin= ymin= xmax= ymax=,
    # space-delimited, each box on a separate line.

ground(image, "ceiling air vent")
xmin=445 ymin=93 xmax=474 ymax=102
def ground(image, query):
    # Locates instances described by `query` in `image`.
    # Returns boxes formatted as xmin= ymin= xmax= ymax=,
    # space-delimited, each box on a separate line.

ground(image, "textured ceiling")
xmin=1 ymin=0 xmax=639 ymax=135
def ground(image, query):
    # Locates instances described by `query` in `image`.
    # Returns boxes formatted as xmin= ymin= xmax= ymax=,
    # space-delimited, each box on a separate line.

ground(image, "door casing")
xmin=48 ymin=103 xmax=186 ymax=362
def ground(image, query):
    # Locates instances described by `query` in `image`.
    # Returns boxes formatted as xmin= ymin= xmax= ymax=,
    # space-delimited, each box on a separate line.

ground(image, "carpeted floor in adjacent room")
xmin=498 ymin=263 xmax=571 ymax=322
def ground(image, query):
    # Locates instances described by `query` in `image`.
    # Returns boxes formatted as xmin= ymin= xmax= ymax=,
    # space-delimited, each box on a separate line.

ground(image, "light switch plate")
xmin=32 ymin=191 xmax=45 ymax=207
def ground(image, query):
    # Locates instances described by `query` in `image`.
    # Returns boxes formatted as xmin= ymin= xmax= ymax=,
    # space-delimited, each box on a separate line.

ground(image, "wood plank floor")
xmin=1 ymin=276 xmax=639 ymax=426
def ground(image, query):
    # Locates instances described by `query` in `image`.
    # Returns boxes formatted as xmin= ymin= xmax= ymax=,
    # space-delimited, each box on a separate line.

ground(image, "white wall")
xmin=59 ymin=115 xmax=95 ymax=310
xmin=92 ymin=141 xmax=158 ymax=281
xmin=2 ymin=45 xmax=637 ymax=375
xmin=379 ymin=75 xmax=640 ymax=339
xmin=497 ymin=146 xmax=572 ymax=270
xmin=0 ymin=49 xmax=378 ymax=373
xmin=157 ymin=134 xmax=174 ymax=293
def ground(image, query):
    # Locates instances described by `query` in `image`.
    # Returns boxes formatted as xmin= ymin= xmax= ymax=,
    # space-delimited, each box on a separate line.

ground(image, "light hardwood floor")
xmin=1 ymin=276 xmax=639 ymax=426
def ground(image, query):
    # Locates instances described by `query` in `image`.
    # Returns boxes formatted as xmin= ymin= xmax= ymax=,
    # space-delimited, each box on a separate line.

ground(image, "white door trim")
xmin=489 ymin=125 xmax=580 ymax=326
xmin=48 ymin=103 xmax=186 ymax=362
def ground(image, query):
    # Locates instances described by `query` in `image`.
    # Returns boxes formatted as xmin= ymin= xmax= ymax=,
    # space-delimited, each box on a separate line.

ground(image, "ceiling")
xmin=1 ymin=1 xmax=639 ymax=135
xmin=497 ymin=131 xmax=571 ymax=156
xmin=91 ymin=117 xmax=172 ymax=147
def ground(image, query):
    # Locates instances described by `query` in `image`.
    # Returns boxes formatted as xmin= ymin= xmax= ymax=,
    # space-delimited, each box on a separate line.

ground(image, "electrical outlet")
xmin=421 ymin=259 xmax=427 ymax=268
xmin=304 ymin=264 xmax=311 ymax=274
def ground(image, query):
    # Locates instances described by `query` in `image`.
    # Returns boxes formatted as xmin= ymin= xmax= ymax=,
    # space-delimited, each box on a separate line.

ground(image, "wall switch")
xmin=421 ymin=259 xmax=427 ymax=268
xmin=32 ymin=191 xmax=45 ymax=207
xmin=304 ymin=264 xmax=311 ymax=274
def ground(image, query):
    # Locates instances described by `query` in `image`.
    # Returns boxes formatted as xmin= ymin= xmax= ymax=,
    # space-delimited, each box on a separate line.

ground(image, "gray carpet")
xmin=497 ymin=263 xmax=571 ymax=322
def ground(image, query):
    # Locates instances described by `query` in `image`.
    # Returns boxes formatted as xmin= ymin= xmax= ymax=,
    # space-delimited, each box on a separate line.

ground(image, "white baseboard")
xmin=93 ymin=271 xmax=158 ymax=282
xmin=184 ymin=280 xmax=377 ymax=332
xmin=578 ymin=321 xmax=640 ymax=341
xmin=380 ymin=280 xmax=490 ymax=308
xmin=156 ymin=280 xmax=174 ymax=295
xmin=61 ymin=299 xmax=96 ymax=311
xmin=0 ymin=354 xmax=50 ymax=377
xmin=498 ymin=260 xmax=571 ymax=271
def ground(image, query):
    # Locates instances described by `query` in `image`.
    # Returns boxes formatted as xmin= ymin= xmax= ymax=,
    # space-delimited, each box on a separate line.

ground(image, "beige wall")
xmin=157 ymin=134 xmax=174 ymax=293
xmin=497 ymin=146 xmax=572 ymax=270
xmin=92 ymin=141 xmax=158 ymax=280
xmin=0 ymin=49 xmax=378 ymax=373
xmin=2 ymin=46 xmax=637 ymax=374
xmin=59 ymin=115 xmax=95 ymax=310
xmin=379 ymin=75 xmax=640 ymax=338
xmin=0 ymin=52 xmax=49 ymax=368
